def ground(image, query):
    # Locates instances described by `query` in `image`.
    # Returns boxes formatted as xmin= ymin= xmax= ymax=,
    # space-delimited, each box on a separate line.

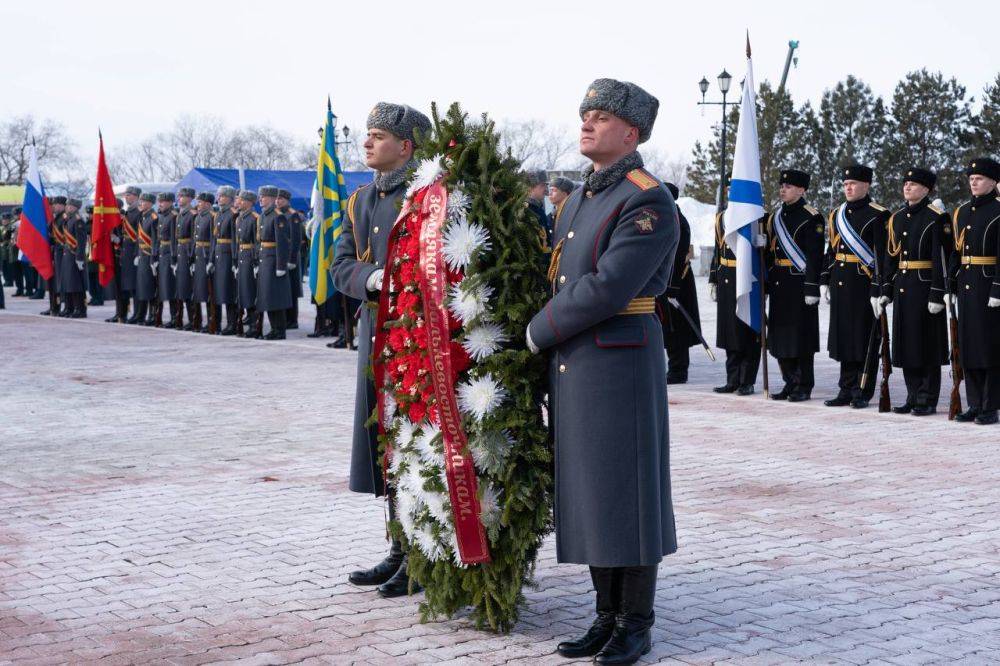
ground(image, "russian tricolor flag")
xmin=723 ymin=39 xmax=766 ymax=332
xmin=15 ymin=145 xmax=54 ymax=280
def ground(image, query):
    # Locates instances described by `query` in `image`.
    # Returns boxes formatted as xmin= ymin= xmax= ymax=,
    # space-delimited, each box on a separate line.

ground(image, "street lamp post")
xmin=318 ymin=124 xmax=352 ymax=164
xmin=697 ymin=69 xmax=734 ymax=213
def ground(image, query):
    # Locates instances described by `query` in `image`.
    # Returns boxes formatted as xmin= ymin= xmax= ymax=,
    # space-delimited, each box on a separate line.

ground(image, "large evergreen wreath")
xmin=371 ymin=102 xmax=552 ymax=632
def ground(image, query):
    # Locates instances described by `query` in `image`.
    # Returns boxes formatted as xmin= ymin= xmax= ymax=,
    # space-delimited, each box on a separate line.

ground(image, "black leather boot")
xmin=557 ymin=566 xmax=620 ymax=658
xmin=595 ymin=565 xmax=657 ymax=665
xmin=376 ymin=554 xmax=422 ymax=598
xmin=348 ymin=539 xmax=404 ymax=586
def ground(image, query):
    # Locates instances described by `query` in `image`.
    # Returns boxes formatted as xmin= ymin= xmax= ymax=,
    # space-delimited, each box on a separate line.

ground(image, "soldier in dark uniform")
xmin=39 ymin=196 xmax=65 ymax=314
xmin=276 ymin=188 xmax=303 ymax=330
xmin=254 ymin=185 xmax=292 ymax=340
xmin=763 ymin=169 xmax=824 ymax=401
xmin=192 ymin=192 xmax=216 ymax=333
xmin=59 ymin=198 xmax=89 ymax=318
xmin=709 ymin=194 xmax=760 ymax=395
xmin=952 ymin=157 xmax=1000 ymax=425
xmin=120 ymin=186 xmax=143 ymax=323
xmin=527 ymin=79 xmax=678 ymax=664
xmin=235 ymin=190 xmax=260 ymax=338
xmin=656 ymin=181 xmax=702 ymax=384
xmin=153 ymin=192 xmax=179 ymax=328
xmin=212 ymin=186 xmax=240 ymax=335
xmin=548 ymin=176 xmax=575 ymax=235
xmin=134 ymin=193 xmax=158 ymax=325
xmin=820 ymin=165 xmax=890 ymax=409
xmin=332 ymin=101 xmax=431 ymax=599
xmin=84 ymin=205 xmax=104 ymax=307
xmin=876 ymin=168 xmax=950 ymax=415
xmin=174 ymin=187 xmax=197 ymax=330
xmin=524 ymin=169 xmax=552 ymax=251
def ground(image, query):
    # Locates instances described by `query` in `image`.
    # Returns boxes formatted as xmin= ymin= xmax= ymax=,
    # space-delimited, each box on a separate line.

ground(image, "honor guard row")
xmin=709 ymin=157 xmax=1000 ymax=426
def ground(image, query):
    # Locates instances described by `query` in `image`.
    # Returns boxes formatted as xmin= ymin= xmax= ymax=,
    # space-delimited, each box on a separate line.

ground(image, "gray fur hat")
xmin=238 ymin=190 xmax=258 ymax=203
xmin=549 ymin=176 xmax=575 ymax=194
xmin=579 ymin=78 xmax=659 ymax=144
xmin=258 ymin=185 xmax=279 ymax=198
xmin=156 ymin=192 xmax=175 ymax=203
xmin=276 ymin=188 xmax=292 ymax=200
xmin=139 ymin=192 xmax=156 ymax=203
xmin=523 ymin=170 xmax=548 ymax=188
xmin=196 ymin=192 xmax=215 ymax=204
xmin=125 ymin=185 xmax=142 ymax=196
xmin=66 ymin=197 xmax=82 ymax=209
xmin=216 ymin=185 xmax=237 ymax=199
xmin=367 ymin=102 xmax=432 ymax=146
xmin=177 ymin=187 xmax=196 ymax=198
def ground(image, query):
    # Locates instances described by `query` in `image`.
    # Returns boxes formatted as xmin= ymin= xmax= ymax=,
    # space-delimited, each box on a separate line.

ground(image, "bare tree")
xmin=641 ymin=149 xmax=689 ymax=193
xmin=498 ymin=120 xmax=578 ymax=170
xmin=0 ymin=115 xmax=78 ymax=184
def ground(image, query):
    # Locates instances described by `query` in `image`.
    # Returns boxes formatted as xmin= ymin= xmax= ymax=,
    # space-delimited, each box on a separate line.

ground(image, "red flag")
xmin=90 ymin=132 xmax=121 ymax=287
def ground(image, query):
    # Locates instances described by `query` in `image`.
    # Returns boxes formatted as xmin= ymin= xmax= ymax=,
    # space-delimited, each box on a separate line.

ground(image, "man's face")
xmin=178 ymin=196 xmax=192 ymax=208
xmin=528 ymin=183 xmax=546 ymax=200
xmin=276 ymin=196 xmax=289 ymax=208
xmin=969 ymin=174 xmax=997 ymax=197
xmin=779 ymin=183 xmax=805 ymax=204
xmin=66 ymin=205 xmax=79 ymax=216
xmin=580 ymin=110 xmax=638 ymax=163
xmin=364 ymin=128 xmax=411 ymax=171
xmin=139 ymin=200 xmax=152 ymax=212
xmin=237 ymin=198 xmax=253 ymax=212
xmin=197 ymin=200 xmax=211 ymax=212
xmin=902 ymin=181 xmax=929 ymax=204
xmin=124 ymin=193 xmax=138 ymax=206
xmin=218 ymin=196 xmax=232 ymax=208
xmin=843 ymin=180 xmax=870 ymax=202
xmin=549 ymin=187 xmax=568 ymax=205
xmin=157 ymin=201 xmax=172 ymax=213
xmin=260 ymin=195 xmax=276 ymax=209
xmin=52 ymin=203 xmax=65 ymax=215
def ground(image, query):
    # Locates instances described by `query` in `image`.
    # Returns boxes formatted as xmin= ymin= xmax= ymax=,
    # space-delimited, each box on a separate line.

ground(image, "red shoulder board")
xmin=626 ymin=168 xmax=659 ymax=191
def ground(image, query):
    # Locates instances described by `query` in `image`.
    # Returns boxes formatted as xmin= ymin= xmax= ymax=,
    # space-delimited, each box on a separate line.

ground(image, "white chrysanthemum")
xmin=381 ymin=393 xmax=397 ymax=428
xmin=414 ymin=424 xmax=443 ymax=466
xmin=400 ymin=464 xmax=426 ymax=496
xmin=457 ymin=373 xmax=507 ymax=421
xmin=407 ymin=156 xmax=443 ymax=195
xmin=414 ymin=526 xmax=447 ymax=562
xmin=462 ymin=323 xmax=508 ymax=361
xmin=479 ymin=483 xmax=502 ymax=529
xmin=447 ymin=527 xmax=468 ymax=568
xmin=441 ymin=219 xmax=491 ymax=271
xmin=437 ymin=464 xmax=449 ymax=490
xmin=423 ymin=487 xmax=452 ymax=525
xmin=448 ymin=281 xmax=493 ymax=325
xmin=447 ymin=186 xmax=471 ymax=221
xmin=395 ymin=492 xmax=418 ymax=540
xmin=395 ymin=417 xmax=415 ymax=450
xmin=470 ymin=429 xmax=514 ymax=475
xmin=387 ymin=448 xmax=404 ymax=476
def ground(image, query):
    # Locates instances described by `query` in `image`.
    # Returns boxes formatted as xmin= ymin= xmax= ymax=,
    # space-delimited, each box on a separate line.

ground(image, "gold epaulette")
xmin=928 ymin=203 xmax=944 ymax=215
xmin=346 ymin=188 xmax=362 ymax=225
xmin=625 ymin=168 xmax=659 ymax=191
xmin=804 ymin=204 xmax=819 ymax=216
xmin=870 ymin=201 xmax=887 ymax=212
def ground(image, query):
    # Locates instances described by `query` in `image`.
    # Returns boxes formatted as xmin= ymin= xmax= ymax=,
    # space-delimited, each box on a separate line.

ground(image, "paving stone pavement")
xmin=1 ymin=279 xmax=999 ymax=665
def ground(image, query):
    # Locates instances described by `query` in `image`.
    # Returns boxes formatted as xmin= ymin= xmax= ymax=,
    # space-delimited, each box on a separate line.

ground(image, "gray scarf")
xmin=375 ymin=158 xmax=418 ymax=193
xmin=583 ymin=151 xmax=644 ymax=194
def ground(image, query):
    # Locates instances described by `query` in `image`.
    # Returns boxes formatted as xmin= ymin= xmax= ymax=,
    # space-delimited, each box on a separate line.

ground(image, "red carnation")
xmin=450 ymin=341 xmax=471 ymax=374
xmin=408 ymin=400 xmax=427 ymax=423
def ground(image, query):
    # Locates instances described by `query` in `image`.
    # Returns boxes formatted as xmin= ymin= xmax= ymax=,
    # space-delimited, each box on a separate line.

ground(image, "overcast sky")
xmin=5 ymin=0 xmax=997 ymax=166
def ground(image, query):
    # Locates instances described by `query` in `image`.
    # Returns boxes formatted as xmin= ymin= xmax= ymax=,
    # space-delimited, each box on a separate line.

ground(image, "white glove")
xmin=189 ymin=264 xmax=195 ymax=276
xmin=171 ymin=264 xmax=177 ymax=275
xmin=231 ymin=265 xmax=238 ymax=276
xmin=943 ymin=293 xmax=953 ymax=308
xmin=288 ymin=263 xmax=297 ymax=270
xmin=253 ymin=266 xmax=259 ymax=277
xmin=989 ymin=297 xmax=1000 ymax=308
xmin=526 ymin=326 xmax=540 ymax=354
xmin=111 ymin=233 xmax=121 ymax=244
xmin=804 ymin=295 xmax=820 ymax=306
xmin=753 ymin=233 xmax=768 ymax=248
xmin=276 ymin=269 xmax=287 ymax=277
xmin=76 ymin=260 xmax=84 ymax=270
xmin=133 ymin=256 xmax=139 ymax=267
xmin=927 ymin=302 xmax=944 ymax=314
xmin=709 ymin=284 xmax=717 ymax=302
xmin=366 ymin=269 xmax=384 ymax=292
xmin=151 ymin=262 xmax=158 ymax=276
xmin=207 ymin=262 xmax=214 ymax=275
xmin=871 ymin=296 xmax=889 ymax=317
xmin=821 ymin=285 xmax=830 ymax=302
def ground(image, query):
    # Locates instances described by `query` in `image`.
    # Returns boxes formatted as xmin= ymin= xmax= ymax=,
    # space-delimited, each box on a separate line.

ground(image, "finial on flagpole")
xmin=746 ymin=30 xmax=752 ymax=58
xmin=327 ymin=95 xmax=332 ymax=112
